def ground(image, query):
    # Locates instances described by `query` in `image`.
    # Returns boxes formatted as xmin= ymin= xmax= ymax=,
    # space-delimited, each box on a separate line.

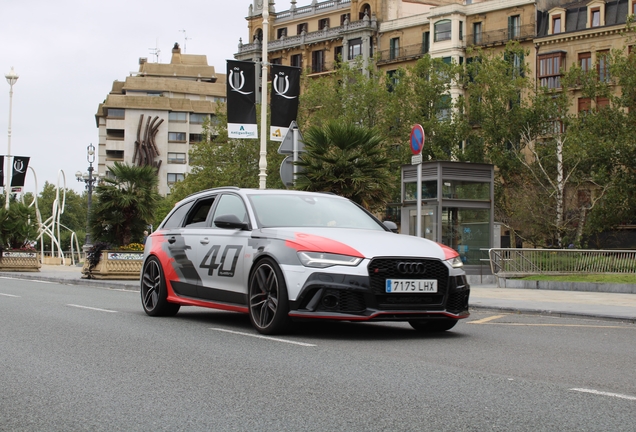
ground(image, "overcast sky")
xmin=1 ymin=0 xmax=256 ymax=195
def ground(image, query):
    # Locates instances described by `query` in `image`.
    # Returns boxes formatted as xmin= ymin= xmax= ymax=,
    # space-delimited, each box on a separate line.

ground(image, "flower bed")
xmin=81 ymin=250 xmax=143 ymax=280
xmin=0 ymin=251 xmax=41 ymax=272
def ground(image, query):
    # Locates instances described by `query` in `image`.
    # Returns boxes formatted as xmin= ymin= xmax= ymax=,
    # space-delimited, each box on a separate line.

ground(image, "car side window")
xmin=184 ymin=197 xmax=216 ymax=227
xmin=161 ymin=200 xmax=194 ymax=229
xmin=213 ymin=194 xmax=248 ymax=226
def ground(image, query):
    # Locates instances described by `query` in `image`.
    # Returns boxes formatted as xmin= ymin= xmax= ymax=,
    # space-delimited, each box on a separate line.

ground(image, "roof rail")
xmin=182 ymin=186 xmax=240 ymax=200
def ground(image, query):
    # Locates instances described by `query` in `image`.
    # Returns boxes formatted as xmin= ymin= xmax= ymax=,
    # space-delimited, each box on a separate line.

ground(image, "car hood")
xmin=255 ymin=227 xmax=453 ymax=261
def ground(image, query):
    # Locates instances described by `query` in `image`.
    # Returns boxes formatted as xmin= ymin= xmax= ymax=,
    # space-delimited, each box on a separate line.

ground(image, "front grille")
xmin=368 ymin=258 xmax=449 ymax=309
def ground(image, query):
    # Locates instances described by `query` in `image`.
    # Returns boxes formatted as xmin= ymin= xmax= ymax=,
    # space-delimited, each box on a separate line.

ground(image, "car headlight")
xmin=298 ymin=252 xmax=363 ymax=268
xmin=446 ymin=256 xmax=464 ymax=268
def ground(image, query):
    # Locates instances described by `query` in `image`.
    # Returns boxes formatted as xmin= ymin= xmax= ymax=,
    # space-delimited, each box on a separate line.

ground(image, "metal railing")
xmin=376 ymin=43 xmax=428 ymax=64
xmin=466 ymin=24 xmax=535 ymax=48
xmin=489 ymin=248 xmax=636 ymax=277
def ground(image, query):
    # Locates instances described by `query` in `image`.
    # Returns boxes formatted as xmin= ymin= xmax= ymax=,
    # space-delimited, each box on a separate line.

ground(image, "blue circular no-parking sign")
xmin=410 ymin=124 xmax=425 ymax=155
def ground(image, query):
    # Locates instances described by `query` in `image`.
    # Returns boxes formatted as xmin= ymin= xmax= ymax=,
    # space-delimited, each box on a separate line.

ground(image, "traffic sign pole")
xmin=410 ymin=124 xmax=425 ymax=238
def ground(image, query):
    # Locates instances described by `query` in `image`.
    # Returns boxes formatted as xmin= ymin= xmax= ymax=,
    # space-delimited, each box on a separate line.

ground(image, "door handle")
xmin=200 ymin=238 xmax=210 ymax=245
xmin=168 ymin=236 xmax=176 ymax=244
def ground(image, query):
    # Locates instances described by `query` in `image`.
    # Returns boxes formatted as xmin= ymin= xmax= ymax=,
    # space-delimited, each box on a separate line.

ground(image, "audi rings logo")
xmin=396 ymin=262 xmax=426 ymax=275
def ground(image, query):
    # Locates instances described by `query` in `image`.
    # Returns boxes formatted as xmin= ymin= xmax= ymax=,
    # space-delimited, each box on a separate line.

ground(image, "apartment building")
xmin=236 ymin=0 xmax=634 ymax=110
xmin=95 ymin=44 xmax=226 ymax=196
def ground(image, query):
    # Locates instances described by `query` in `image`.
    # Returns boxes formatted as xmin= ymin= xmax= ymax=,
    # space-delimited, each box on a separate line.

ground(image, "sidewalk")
xmin=1 ymin=264 xmax=635 ymax=323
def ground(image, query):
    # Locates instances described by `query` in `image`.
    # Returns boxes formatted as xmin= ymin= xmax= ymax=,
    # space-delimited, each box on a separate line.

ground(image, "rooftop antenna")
xmin=149 ymin=39 xmax=161 ymax=63
xmin=179 ymin=29 xmax=191 ymax=53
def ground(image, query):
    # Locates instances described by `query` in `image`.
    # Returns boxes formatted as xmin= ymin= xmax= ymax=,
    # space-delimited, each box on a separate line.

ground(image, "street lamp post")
xmin=4 ymin=67 xmax=19 ymax=209
xmin=76 ymin=144 xmax=98 ymax=252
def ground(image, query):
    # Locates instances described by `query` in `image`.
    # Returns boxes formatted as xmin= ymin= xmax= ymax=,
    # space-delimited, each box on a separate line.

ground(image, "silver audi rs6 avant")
xmin=141 ymin=187 xmax=470 ymax=334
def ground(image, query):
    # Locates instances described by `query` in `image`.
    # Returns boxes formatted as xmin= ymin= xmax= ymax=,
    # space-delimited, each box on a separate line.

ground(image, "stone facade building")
xmin=95 ymin=44 xmax=226 ymax=196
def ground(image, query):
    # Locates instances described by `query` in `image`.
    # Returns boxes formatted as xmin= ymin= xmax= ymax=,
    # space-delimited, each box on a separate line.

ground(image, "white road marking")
xmin=67 ymin=304 xmax=118 ymax=313
xmin=210 ymin=328 xmax=316 ymax=347
xmin=570 ymin=388 xmax=636 ymax=401
xmin=0 ymin=293 xmax=20 ymax=297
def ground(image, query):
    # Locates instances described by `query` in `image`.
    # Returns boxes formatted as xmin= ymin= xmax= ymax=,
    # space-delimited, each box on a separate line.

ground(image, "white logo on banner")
xmin=228 ymin=68 xmax=253 ymax=95
xmin=273 ymin=73 xmax=296 ymax=100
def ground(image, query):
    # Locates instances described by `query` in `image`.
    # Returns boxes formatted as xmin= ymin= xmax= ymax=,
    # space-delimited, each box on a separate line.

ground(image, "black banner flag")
xmin=11 ymin=156 xmax=30 ymax=187
xmin=270 ymin=65 xmax=301 ymax=141
xmin=227 ymin=60 xmax=257 ymax=139
xmin=0 ymin=155 xmax=4 ymax=187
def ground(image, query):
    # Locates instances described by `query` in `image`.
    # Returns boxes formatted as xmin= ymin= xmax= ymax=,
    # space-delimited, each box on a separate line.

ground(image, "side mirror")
xmin=214 ymin=214 xmax=249 ymax=230
xmin=383 ymin=221 xmax=398 ymax=233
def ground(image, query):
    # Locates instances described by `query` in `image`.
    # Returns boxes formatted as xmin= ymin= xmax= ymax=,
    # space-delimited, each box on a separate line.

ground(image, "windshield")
xmin=248 ymin=194 xmax=386 ymax=231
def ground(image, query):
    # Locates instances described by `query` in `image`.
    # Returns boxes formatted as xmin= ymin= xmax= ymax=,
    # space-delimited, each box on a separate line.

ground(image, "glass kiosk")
xmin=400 ymin=161 xmax=494 ymax=266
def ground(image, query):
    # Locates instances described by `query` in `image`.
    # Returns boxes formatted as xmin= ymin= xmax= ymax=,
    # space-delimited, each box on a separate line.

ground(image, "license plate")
xmin=385 ymin=279 xmax=438 ymax=293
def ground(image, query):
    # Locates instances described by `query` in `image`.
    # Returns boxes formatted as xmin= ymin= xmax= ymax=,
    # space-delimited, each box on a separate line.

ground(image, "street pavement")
xmin=1 ymin=264 xmax=635 ymax=323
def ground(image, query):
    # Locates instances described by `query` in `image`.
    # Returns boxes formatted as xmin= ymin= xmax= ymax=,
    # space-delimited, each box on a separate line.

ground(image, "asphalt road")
xmin=1 ymin=277 xmax=635 ymax=431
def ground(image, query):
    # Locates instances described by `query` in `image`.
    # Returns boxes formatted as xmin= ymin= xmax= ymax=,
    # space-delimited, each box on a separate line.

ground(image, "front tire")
xmin=248 ymin=258 xmax=291 ymax=335
xmin=409 ymin=319 xmax=457 ymax=332
xmin=141 ymin=256 xmax=180 ymax=317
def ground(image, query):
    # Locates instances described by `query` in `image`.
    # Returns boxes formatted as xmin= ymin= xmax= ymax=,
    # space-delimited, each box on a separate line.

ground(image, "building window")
xmin=578 ymin=97 xmax=591 ymax=114
xmin=334 ymin=46 xmax=343 ymax=65
xmin=596 ymin=97 xmax=609 ymax=108
xmin=107 ymin=108 xmax=124 ymax=118
xmin=147 ymin=91 xmax=162 ymax=97
xmin=597 ymin=50 xmax=610 ymax=82
xmin=271 ymin=58 xmax=282 ymax=65
xmin=387 ymin=70 xmax=399 ymax=92
xmin=390 ymin=37 xmax=400 ymax=60
xmin=508 ymin=15 xmax=520 ymax=39
xmin=277 ymin=28 xmax=287 ymax=39
xmin=105 ymin=150 xmax=124 ymax=161
xmin=348 ymin=38 xmax=363 ymax=60
xmin=297 ymin=23 xmax=307 ymax=35
xmin=291 ymin=54 xmax=302 ymax=68
xmin=422 ymin=32 xmax=430 ymax=54
xmin=552 ymin=15 xmax=562 ymax=34
xmin=459 ymin=21 xmax=463 ymax=41
xmin=538 ymin=52 xmax=565 ymax=89
xmin=579 ymin=52 xmax=592 ymax=72
xmin=311 ymin=50 xmax=325 ymax=73
xmin=473 ymin=22 xmax=482 ymax=45
xmin=436 ymin=94 xmax=452 ymax=120
xmin=505 ymin=52 xmax=524 ymax=78
xmin=319 ymin=18 xmax=330 ymax=30
xmin=189 ymin=133 xmax=203 ymax=143
xmin=434 ymin=20 xmax=452 ymax=42
xmin=591 ymin=8 xmax=601 ymax=27
xmin=168 ymin=152 xmax=187 ymax=164
xmin=169 ymin=112 xmax=187 ymax=122
xmin=168 ymin=132 xmax=186 ymax=142
xmin=106 ymin=129 xmax=124 ymax=140
xmin=359 ymin=5 xmax=371 ymax=20
xmin=190 ymin=113 xmax=208 ymax=124
xmin=167 ymin=173 xmax=185 ymax=184
xmin=340 ymin=13 xmax=350 ymax=25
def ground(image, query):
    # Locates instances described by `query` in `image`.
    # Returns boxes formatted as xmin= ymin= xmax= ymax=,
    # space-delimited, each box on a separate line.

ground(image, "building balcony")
xmin=237 ymin=18 xmax=377 ymax=57
xmin=377 ymin=43 xmax=429 ymax=65
xmin=274 ymin=0 xmax=351 ymax=23
xmin=467 ymin=24 xmax=535 ymax=48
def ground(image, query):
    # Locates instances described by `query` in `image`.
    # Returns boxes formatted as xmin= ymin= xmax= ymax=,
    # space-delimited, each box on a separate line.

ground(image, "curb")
xmin=469 ymin=304 xmax=636 ymax=324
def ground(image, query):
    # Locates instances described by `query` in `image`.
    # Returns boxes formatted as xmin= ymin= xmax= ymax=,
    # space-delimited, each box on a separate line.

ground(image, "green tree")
xmin=0 ymin=197 xmax=38 ymax=249
xmin=166 ymin=105 xmax=285 ymax=211
xmin=294 ymin=121 xmax=396 ymax=211
xmin=89 ymin=162 xmax=160 ymax=246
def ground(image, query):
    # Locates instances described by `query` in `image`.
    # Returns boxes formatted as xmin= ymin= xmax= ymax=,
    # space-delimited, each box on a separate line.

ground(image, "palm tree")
xmin=89 ymin=162 xmax=160 ymax=247
xmin=294 ymin=121 xmax=396 ymax=211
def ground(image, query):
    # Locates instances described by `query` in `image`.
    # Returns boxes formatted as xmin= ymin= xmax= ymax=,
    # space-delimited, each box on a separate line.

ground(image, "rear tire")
xmin=141 ymin=256 xmax=180 ymax=317
xmin=409 ymin=319 xmax=457 ymax=332
xmin=248 ymin=258 xmax=291 ymax=335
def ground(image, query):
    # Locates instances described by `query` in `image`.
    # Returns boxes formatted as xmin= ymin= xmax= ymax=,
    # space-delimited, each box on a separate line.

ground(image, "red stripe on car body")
xmin=285 ymin=232 xmax=364 ymax=257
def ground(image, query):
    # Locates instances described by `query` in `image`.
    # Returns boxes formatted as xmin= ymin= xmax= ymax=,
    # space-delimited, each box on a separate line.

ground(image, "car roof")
xmin=183 ymin=187 xmax=340 ymax=202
